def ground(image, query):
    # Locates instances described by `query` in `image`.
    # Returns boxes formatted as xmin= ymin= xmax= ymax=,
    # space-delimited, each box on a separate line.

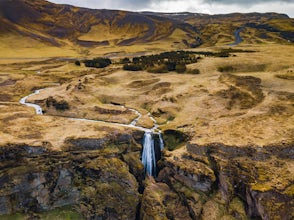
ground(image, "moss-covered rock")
xmin=140 ymin=177 xmax=192 ymax=220
xmin=0 ymin=132 xmax=143 ymax=219
xmin=162 ymin=129 xmax=189 ymax=151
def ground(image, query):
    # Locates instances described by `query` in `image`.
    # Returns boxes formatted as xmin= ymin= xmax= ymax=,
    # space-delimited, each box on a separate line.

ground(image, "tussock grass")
xmin=218 ymin=64 xmax=267 ymax=73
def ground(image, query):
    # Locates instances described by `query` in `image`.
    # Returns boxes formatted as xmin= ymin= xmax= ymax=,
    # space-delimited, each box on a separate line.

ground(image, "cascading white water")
xmin=129 ymin=109 xmax=165 ymax=176
xmin=159 ymin=133 xmax=164 ymax=150
xmin=141 ymin=131 xmax=165 ymax=176
xmin=141 ymin=132 xmax=156 ymax=176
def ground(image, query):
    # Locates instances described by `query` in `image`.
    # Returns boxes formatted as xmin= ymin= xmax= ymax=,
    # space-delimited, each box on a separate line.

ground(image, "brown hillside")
xmin=0 ymin=0 xmax=293 ymax=58
xmin=0 ymin=0 xmax=201 ymax=56
xmin=158 ymin=12 xmax=294 ymax=45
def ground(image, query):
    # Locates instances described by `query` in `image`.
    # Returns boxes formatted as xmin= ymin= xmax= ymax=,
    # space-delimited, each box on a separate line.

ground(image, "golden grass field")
xmin=0 ymin=43 xmax=293 ymax=149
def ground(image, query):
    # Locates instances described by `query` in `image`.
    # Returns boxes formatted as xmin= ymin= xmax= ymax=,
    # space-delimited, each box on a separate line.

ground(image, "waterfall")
xmin=141 ymin=131 xmax=164 ymax=177
xmin=141 ymin=132 xmax=156 ymax=176
xmin=20 ymin=88 xmax=166 ymax=177
xmin=159 ymin=133 xmax=164 ymax=150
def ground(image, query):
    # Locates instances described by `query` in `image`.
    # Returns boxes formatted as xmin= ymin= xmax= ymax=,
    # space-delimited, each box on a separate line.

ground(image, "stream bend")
xmin=19 ymin=89 xmax=161 ymax=132
xmin=20 ymin=88 xmax=164 ymax=176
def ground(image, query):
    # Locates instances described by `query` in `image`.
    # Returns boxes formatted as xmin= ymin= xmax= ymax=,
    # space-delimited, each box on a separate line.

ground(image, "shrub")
xmin=175 ymin=64 xmax=187 ymax=73
xmin=46 ymin=96 xmax=70 ymax=111
xmin=54 ymin=100 xmax=70 ymax=111
xmin=165 ymin=61 xmax=177 ymax=71
xmin=75 ymin=60 xmax=81 ymax=66
xmin=218 ymin=65 xmax=236 ymax=73
xmin=120 ymin=50 xmax=234 ymax=73
xmin=147 ymin=64 xmax=168 ymax=73
xmin=123 ymin=64 xmax=143 ymax=71
xmin=120 ymin=57 xmax=130 ymax=64
xmin=187 ymin=68 xmax=200 ymax=74
xmin=215 ymin=52 xmax=230 ymax=57
xmin=84 ymin=57 xmax=112 ymax=68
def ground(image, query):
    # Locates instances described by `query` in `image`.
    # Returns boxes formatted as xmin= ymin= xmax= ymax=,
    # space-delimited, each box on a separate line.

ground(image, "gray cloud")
xmin=48 ymin=0 xmax=294 ymax=17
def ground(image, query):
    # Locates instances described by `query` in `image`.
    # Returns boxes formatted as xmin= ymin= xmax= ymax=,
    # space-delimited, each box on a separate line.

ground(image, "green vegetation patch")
xmin=121 ymin=50 xmax=233 ymax=74
xmin=46 ymin=96 xmax=70 ymax=111
xmin=218 ymin=64 xmax=267 ymax=73
xmin=163 ymin=129 xmax=189 ymax=151
xmin=39 ymin=206 xmax=84 ymax=220
xmin=0 ymin=206 xmax=84 ymax=220
xmin=123 ymin=51 xmax=199 ymax=73
xmin=83 ymin=57 xmax=112 ymax=68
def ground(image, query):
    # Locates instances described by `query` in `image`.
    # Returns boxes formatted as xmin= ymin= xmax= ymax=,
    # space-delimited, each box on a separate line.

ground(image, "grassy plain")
xmin=0 ymin=43 xmax=293 ymax=149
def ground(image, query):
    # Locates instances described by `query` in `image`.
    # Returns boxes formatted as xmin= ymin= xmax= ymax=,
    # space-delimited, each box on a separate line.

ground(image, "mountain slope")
xmin=148 ymin=12 xmax=294 ymax=45
xmin=0 ymin=0 xmax=201 ymax=58
xmin=0 ymin=0 xmax=293 ymax=58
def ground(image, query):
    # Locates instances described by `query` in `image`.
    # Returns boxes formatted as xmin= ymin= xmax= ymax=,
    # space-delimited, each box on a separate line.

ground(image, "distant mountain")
xmin=0 ymin=0 xmax=293 ymax=58
xmin=143 ymin=12 xmax=294 ymax=45
xmin=0 ymin=0 xmax=200 ymax=50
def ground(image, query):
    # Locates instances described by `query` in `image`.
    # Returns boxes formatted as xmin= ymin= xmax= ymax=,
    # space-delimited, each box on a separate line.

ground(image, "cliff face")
xmin=1 ymin=135 xmax=293 ymax=219
xmin=140 ymin=143 xmax=294 ymax=220
xmin=0 ymin=132 xmax=144 ymax=219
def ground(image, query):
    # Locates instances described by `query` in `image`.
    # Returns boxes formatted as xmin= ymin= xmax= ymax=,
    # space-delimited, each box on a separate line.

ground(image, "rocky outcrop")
xmin=0 ymin=131 xmax=144 ymax=219
xmin=140 ymin=177 xmax=192 ymax=220
xmin=0 ymin=133 xmax=293 ymax=220
xmin=162 ymin=129 xmax=189 ymax=151
xmin=0 ymin=147 xmax=80 ymax=215
xmin=77 ymin=157 xmax=140 ymax=219
xmin=157 ymin=153 xmax=215 ymax=193
xmin=140 ymin=142 xmax=293 ymax=220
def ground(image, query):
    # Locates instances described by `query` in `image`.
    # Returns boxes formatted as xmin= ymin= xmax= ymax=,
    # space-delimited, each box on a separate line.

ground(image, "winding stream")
xmin=228 ymin=27 xmax=243 ymax=46
xmin=19 ymin=88 xmax=164 ymax=176
xmin=19 ymin=89 xmax=44 ymax=115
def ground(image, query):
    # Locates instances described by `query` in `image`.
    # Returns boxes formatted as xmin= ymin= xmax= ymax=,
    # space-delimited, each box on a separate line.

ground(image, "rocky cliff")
xmin=0 ymin=131 xmax=144 ymax=219
xmin=1 ymin=133 xmax=293 ymax=219
xmin=148 ymin=142 xmax=294 ymax=220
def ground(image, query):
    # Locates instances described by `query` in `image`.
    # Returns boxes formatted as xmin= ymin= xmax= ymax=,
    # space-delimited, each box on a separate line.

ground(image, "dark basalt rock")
xmin=0 ymin=133 xmax=293 ymax=220
xmin=0 ymin=131 xmax=143 ymax=219
xmin=183 ymin=142 xmax=294 ymax=219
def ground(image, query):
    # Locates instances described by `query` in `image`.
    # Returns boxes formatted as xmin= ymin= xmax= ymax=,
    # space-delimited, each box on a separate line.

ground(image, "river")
xmin=228 ymin=27 xmax=243 ymax=46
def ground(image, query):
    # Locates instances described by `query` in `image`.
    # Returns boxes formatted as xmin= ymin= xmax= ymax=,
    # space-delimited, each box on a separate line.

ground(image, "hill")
xmin=0 ymin=0 xmax=200 ymax=58
xmin=0 ymin=0 xmax=293 ymax=58
xmin=143 ymin=12 xmax=294 ymax=45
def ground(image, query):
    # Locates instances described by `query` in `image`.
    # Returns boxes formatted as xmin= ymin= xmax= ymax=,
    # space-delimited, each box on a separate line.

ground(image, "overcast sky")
xmin=48 ymin=0 xmax=294 ymax=17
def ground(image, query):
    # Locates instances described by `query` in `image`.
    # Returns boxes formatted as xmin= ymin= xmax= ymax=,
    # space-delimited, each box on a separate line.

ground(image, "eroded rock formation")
xmin=140 ymin=143 xmax=294 ymax=220
xmin=0 ymin=132 xmax=144 ymax=219
xmin=0 ymin=130 xmax=293 ymax=219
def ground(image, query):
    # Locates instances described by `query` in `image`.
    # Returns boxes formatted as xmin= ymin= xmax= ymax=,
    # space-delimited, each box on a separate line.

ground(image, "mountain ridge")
xmin=0 ymin=0 xmax=293 ymax=58
xmin=0 ymin=0 xmax=200 ymax=46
